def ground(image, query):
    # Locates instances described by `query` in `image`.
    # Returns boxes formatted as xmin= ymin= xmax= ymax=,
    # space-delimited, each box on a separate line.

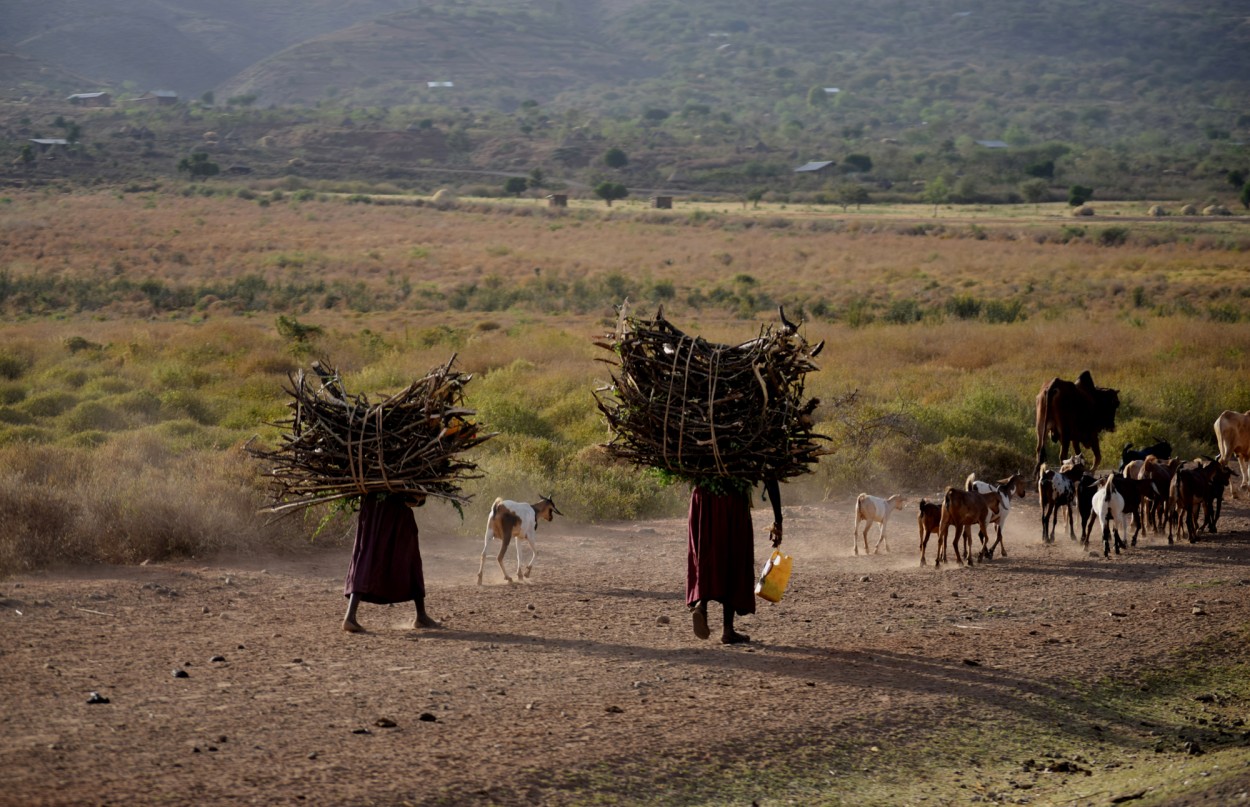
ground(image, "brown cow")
xmin=1034 ymin=371 xmax=1121 ymax=474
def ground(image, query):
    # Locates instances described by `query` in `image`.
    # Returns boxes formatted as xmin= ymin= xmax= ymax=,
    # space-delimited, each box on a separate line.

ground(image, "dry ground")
xmin=4 ymin=494 xmax=1250 ymax=806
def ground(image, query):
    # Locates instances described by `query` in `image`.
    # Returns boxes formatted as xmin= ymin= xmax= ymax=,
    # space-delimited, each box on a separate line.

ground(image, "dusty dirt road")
xmin=3 ymin=495 xmax=1250 ymax=806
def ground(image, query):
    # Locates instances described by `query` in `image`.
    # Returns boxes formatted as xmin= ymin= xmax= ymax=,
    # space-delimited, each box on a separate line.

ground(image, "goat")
xmin=477 ymin=496 xmax=562 ymax=584
xmin=917 ymin=499 xmax=943 ymax=566
xmin=1038 ymin=455 xmax=1086 ymax=543
xmin=965 ymin=472 xmax=1029 ymax=558
xmin=1168 ymin=460 xmax=1236 ymax=544
xmin=1089 ymin=474 xmax=1156 ymax=557
xmin=1119 ymin=438 xmax=1172 ymax=471
xmin=853 ymin=493 xmax=905 ymax=555
xmin=936 ymin=487 xmax=992 ymax=567
xmin=1122 ymin=456 xmax=1179 ymax=534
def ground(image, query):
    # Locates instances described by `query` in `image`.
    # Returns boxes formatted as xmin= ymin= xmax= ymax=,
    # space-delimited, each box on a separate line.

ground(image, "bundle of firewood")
xmin=246 ymin=356 xmax=495 ymax=514
xmin=593 ymin=306 xmax=828 ymax=483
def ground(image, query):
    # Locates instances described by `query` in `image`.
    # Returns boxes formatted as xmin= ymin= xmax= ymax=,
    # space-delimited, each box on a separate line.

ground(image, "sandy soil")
xmin=3 ymin=494 xmax=1250 ymax=806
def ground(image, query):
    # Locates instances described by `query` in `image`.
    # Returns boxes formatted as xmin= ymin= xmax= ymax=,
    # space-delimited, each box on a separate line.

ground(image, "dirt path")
xmin=3 ymin=496 xmax=1250 ymax=806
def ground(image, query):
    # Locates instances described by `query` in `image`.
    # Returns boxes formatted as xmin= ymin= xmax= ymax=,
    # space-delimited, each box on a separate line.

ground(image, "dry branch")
xmin=593 ymin=306 xmax=829 ymax=483
xmin=246 ymin=356 xmax=495 ymax=513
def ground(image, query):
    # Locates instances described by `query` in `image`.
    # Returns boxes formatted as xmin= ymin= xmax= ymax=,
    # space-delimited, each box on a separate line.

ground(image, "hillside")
xmin=1 ymin=0 xmax=1247 ymax=201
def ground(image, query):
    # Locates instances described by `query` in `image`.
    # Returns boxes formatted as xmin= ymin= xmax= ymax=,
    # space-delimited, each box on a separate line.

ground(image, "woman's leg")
xmin=343 ymin=594 xmax=364 ymax=633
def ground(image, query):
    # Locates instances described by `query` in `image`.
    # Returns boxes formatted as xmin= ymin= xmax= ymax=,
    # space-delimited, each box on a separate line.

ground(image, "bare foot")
xmin=720 ymin=630 xmax=750 ymax=645
xmin=691 ymin=606 xmax=710 ymax=640
xmin=342 ymin=618 xmax=364 ymax=633
xmin=415 ymin=613 xmax=442 ymax=629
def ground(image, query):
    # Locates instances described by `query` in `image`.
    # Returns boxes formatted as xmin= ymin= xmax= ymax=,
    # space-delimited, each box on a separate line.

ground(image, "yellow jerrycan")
xmin=755 ymin=549 xmax=793 ymax=603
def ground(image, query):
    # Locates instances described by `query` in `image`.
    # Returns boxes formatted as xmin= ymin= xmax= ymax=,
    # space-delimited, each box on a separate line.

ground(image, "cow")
xmin=1034 ymin=371 xmax=1121 ymax=474
xmin=1215 ymin=410 xmax=1250 ymax=497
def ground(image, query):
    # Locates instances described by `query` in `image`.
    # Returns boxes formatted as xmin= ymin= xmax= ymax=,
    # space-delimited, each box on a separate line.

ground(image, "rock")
xmin=605 ymin=705 xmax=624 ymax=714
xmin=210 ymin=655 xmax=225 ymax=663
xmin=202 ymin=606 xmax=211 ymax=614
xmin=1184 ymin=740 xmax=1203 ymax=755
xmin=86 ymin=691 xmax=110 ymax=704
xmin=418 ymin=713 xmax=438 ymax=722
xmin=1147 ymin=205 xmax=1167 ymax=217
xmin=351 ymin=728 xmax=371 ymax=735
xmin=1072 ymin=204 xmax=1095 ymax=216
xmin=173 ymin=668 xmax=189 ymax=678
xmin=375 ymin=718 xmax=397 ymax=728
xmin=656 ymin=615 xmax=670 ymax=625
xmin=1192 ymin=606 xmax=1207 ymax=616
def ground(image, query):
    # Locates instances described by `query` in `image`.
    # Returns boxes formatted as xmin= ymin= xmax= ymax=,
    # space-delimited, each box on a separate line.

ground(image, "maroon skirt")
xmin=344 ymin=494 xmax=425 ymax=605
xmin=686 ymin=486 xmax=756 ymax=616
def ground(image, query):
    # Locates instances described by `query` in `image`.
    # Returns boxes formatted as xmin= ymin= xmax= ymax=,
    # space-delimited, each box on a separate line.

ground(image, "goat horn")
xmin=778 ymin=305 xmax=798 ymax=332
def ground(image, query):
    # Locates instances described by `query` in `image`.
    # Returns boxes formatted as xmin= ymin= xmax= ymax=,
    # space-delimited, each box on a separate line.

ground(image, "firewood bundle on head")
xmin=594 ymin=305 xmax=829 ymax=485
xmin=246 ymin=356 xmax=495 ymax=514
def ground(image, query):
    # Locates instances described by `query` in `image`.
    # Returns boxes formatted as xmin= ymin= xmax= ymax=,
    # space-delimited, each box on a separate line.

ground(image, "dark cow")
xmin=1034 ymin=371 xmax=1121 ymax=474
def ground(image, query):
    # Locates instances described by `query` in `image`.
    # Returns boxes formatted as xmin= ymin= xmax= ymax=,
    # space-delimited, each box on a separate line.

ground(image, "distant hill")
xmin=3 ymin=0 xmax=1247 ymax=199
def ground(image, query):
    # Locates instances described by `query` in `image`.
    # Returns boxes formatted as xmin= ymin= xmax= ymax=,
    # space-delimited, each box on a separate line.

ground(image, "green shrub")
xmin=61 ymin=400 xmax=128 ymax=432
xmin=23 ymin=391 xmax=79 ymax=418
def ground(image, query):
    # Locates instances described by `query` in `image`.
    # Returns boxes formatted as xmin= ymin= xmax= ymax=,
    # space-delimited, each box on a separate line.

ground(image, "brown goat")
xmin=936 ymin=487 xmax=993 ymax=567
xmin=917 ymin=499 xmax=944 ymax=566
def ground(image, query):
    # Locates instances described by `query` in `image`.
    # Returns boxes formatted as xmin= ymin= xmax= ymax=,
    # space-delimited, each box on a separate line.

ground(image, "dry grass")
xmin=1 ymin=188 xmax=1249 ymax=574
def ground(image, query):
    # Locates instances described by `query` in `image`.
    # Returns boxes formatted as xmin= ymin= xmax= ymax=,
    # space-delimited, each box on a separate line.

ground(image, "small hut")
xmin=650 ymin=196 xmax=673 ymax=209
xmin=547 ymin=194 xmax=568 ymax=208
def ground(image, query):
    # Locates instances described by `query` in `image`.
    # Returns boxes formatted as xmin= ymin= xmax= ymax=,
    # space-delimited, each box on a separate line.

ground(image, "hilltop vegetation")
xmin=1 ymin=0 xmax=1247 ymax=201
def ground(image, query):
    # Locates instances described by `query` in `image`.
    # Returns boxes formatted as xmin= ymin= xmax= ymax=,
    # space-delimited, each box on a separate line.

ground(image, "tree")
xmin=527 ymin=168 xmax=545 ymax=189
xmin=923 ymin=177 xmax=950 ymax=216
xmin=1026 ymin=160 xmax=1055 ymax=180
xmin=745 ymin=188 xmax=766 ymax=209
xmin=1068 ymin=184 xmax=1094 ymax=206
xmin=835 ymin=183 xmax=869 ymax=211
xmin=177 ymin=152 xmax=220 ymax=180
xmin=843 ymin=153 xmax=873 ymax=173
xmin=1020 ymin=178 xmax=1049 ymax=208
xmin=503 ymin=177 xmax=528 ymax=197
xmin=1228 ymin=169 xmax=1246 ymax=190
xmin=1241 ymin=182 xmax=1250 ymax=210
xmin=603 ymin=148 xmax=628 ymax=169
xmin=201 ymin=91 xmax=215 ymax=106
xmin=593 ymin=181 xmax=628 ymax=207
xmin=806 ymin=85 xmax=828 ymax=108
xmin=18 ymin=144 xmax=34 ymax=167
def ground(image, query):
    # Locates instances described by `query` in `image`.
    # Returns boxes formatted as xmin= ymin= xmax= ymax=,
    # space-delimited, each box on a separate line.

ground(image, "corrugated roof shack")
xmin=793 ymin=160 xmax=836 ymax=175
xmin=547 ymin=194 xmax=568 ymax=207
xmin=650 ymin=196 xmax=673 ymax=209
xmin=67 ymin=92 xmax=112 ymax=107
xmin=133 ymin=90 xmax=179 ymax=106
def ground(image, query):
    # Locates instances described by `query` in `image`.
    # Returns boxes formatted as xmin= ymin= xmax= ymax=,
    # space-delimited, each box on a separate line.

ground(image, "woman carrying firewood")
xmin=342 ymin=491 xmax=440 ymax=633
xmin=595 ymin=305 xmax=826 ymax=645
xmin=688 ymin=478 xmax=783 ymax=644
xmin=245 ymin=356 xmax=494 ymax=634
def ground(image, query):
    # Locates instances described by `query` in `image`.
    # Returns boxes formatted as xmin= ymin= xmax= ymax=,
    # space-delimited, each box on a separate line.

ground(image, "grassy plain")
xmin=1 ymin=186 xmax=1249 ymax=574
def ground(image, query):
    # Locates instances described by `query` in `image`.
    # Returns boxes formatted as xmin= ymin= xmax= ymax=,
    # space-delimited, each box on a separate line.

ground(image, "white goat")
xmin=853 ymin=493 xmax=906 ymax=555
xmin=477 ymin=496 xmax=562 ymax=584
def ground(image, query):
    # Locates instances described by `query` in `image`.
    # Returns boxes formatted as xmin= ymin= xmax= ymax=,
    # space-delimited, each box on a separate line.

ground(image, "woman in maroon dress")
xmin=342 ymin=492 xmax=440 ymax=632
xmin=687 ymin=478 xmax=782 ymax=644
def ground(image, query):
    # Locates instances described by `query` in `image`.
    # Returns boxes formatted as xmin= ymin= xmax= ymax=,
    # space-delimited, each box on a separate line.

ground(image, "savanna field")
xmin=5 ymin=188 xmax=1250 ymax=805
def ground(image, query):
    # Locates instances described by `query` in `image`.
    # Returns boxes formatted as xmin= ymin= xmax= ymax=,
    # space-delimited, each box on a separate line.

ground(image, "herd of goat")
xmin=854 ymin=437 xmax=1243 ymax=569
